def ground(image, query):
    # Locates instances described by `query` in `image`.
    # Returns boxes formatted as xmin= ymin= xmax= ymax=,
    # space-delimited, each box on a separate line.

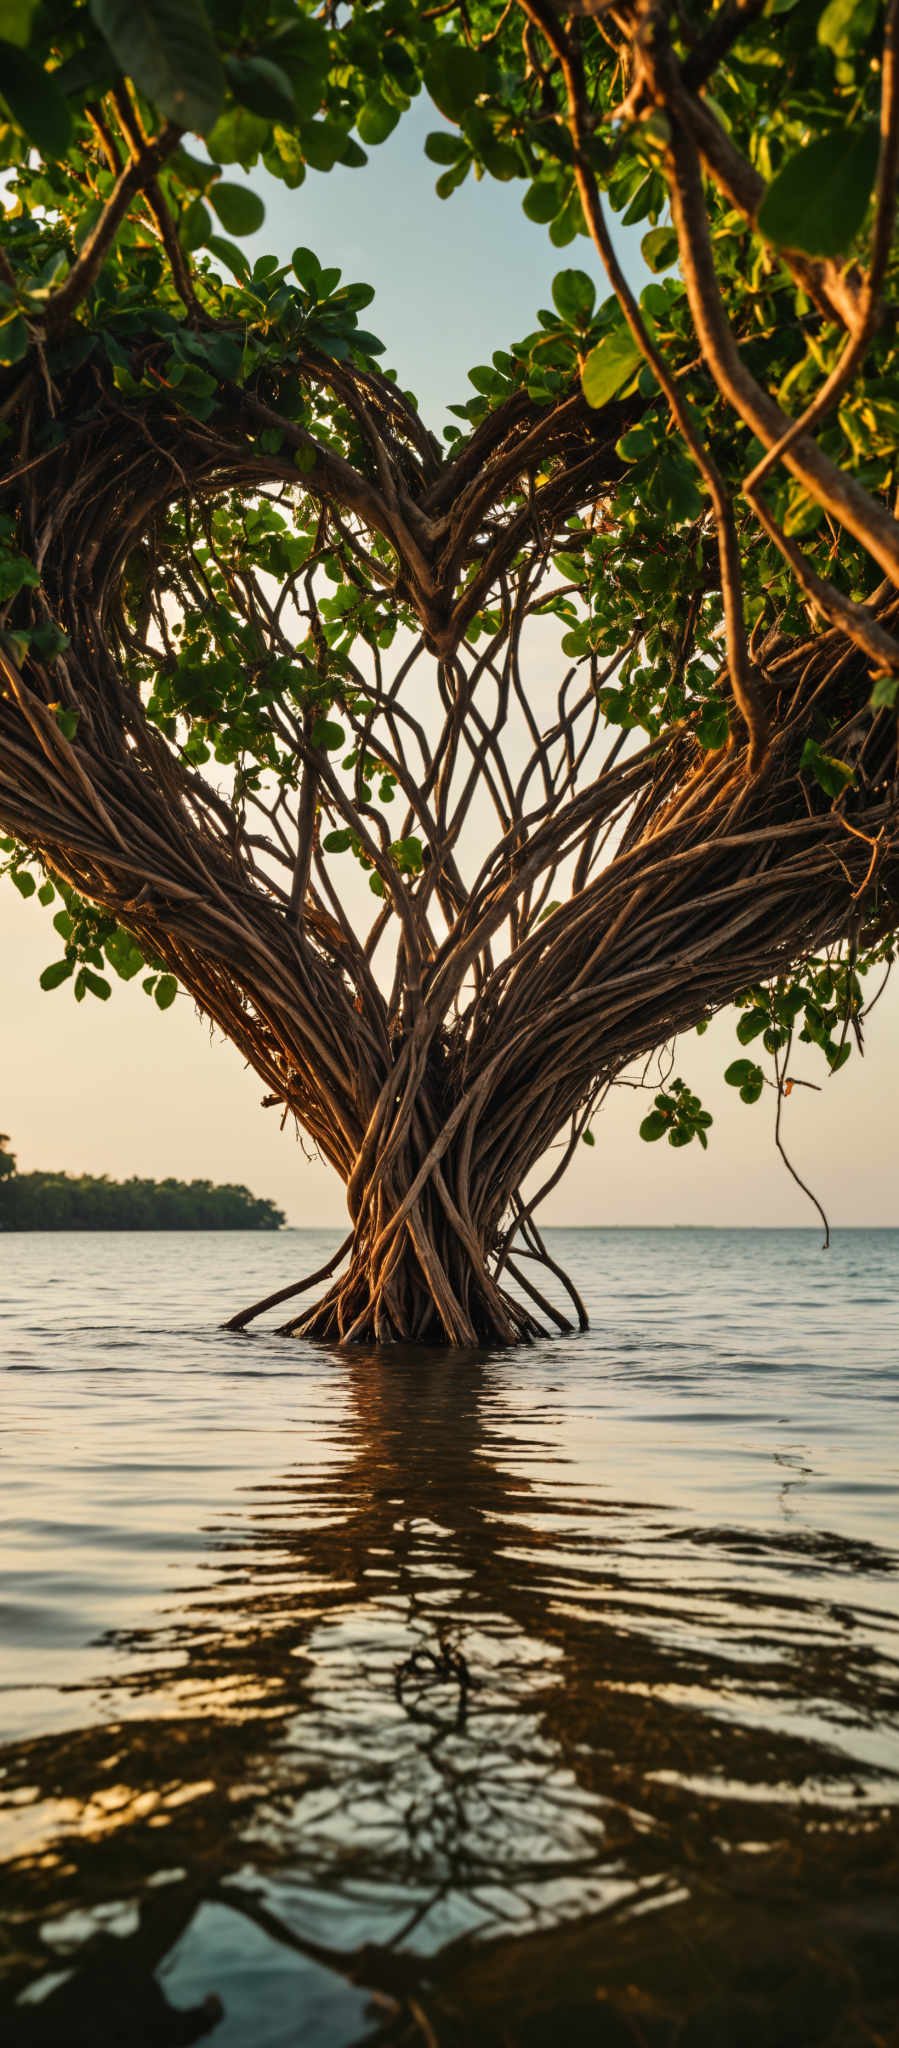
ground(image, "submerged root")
xmin=225 ymin=1203 xmax=589 ymax=1349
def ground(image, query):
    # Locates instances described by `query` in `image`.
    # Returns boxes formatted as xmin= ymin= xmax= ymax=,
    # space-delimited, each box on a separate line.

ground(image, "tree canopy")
xmin=0 ymin=1167 xmax=286 ymax=1229
xmin=0 ymin=0 xmax=897 ymax=1341
xmin=0 ymin=1141 xmax=285 ymax=1226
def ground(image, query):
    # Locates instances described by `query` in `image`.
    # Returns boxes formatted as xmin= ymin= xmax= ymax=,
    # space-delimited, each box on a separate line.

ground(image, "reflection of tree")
xmin=2 ymin=1352 xmax=898 ymax=2046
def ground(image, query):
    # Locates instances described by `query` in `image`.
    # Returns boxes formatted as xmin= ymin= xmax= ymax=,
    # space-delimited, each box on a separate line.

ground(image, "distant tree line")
xmin=0 ymin=1133 xmax=285 ymax=1229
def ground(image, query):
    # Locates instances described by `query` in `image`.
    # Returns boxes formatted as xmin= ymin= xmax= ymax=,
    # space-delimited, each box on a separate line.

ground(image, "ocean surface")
xmin=1 ymin=1226 xmax=897 ymax=2047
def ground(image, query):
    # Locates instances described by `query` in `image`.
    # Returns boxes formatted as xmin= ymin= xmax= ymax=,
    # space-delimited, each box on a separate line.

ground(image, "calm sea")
xmin=1 ymin=1228 xmax=897 ymax=2046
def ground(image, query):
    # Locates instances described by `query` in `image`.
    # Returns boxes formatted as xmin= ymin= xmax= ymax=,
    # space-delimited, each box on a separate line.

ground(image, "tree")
xmin=0 ymin=0 xmax=897 ymax=1344
xmin=0 ymin=1150 xmax=286 ymax=1226
xmin=0 ymin=1133 xmax=15 ymax=1180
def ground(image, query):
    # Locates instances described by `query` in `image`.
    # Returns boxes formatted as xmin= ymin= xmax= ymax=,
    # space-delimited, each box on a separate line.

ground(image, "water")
xmin=1 ymin=1227 xmax=897 ymax=2047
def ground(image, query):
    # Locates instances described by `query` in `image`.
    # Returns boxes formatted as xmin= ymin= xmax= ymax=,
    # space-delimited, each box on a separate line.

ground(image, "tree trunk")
xmin=275 ymin=1115 xmax=586 ymax=1348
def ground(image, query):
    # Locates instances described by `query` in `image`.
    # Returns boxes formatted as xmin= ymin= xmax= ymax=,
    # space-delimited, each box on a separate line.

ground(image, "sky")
xmin=2 ymin=100 xmax=897 ymax=1228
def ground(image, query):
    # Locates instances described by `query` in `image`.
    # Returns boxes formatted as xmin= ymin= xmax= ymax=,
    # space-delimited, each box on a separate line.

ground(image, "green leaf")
xmin=336 ymin=281 xmax=375 ymax=312
xmin=581 ymin=325 xmax=641 ymax=408
xmin=870 ymin=672 xmax=899 ymax=709
xmin=696 ymin=699 xmax=729 ymax=751
xmin=311 ymin=717 xmax=344 ymax=749
xmin=817 ymin=0 xmax=878 ymax=56
xmin=300 ymin=116 xmax=350 ymax=172
xmin=192 ymin=330 xmax=242 ymax=379
xmin=82 ymin=968 xmax=112 ymax=1001
xmin=522 ymin=175 xmax=563 ymax=224
xmin=104 ymin=931 xmax=144 ymax=979
xmin=0 ymin=0 xmax=37 ymax=48
xmin=88 ymin=0 xmax=225 ymax=136
xmin=224 ymin=54 xmax=295 ymax=125
xmin=0 ymin=629 xmax=30 ymax=667
xmin=30 ymin=624 xmax=69 ymax=663
xmin=0 ymin=312 xmax=29 ymax=366
xmin=292 ymin=244 xmax=321 ymax=290
xmin=639 ymin=1109 xmax=669 ymax=1141
xmin=736 ymin=1008 xmax=768 ymax=1043
xmin=423 ymin=43 xmax=487 ymax=121
xmin=206 ymin=106 xmax=270 ymax=166
xmin=549 ymin=185 xmax=584 ymax=246
xmin=392 ymin=834 xmax=423 ymax=873
xmin=209 ymin=181 xmax=265 ymax=236
xmin=756 ymin=122 xmax=879 ymax=257
xmin=739 ymin=1076 xmax=765 ymax=1104
xmin=650 ymin=452 xmax=704 ymax=525
xmin=424 ymin=130 xmax=467 ymax=166
xmin=206 ymin=234 xmax=250 ymax=280
xmin=724 ymin=1058 xmax=759 ymax=1086
xmin=641 ymin=226 xmax=678 ymax=274
xmin=322 ymin=827 xmax=352 ymax=852
xmin=180 ymin=196 xmax=211 ymax=251
xmin=800 ymin=737 xmax=855 ymax=798
xmin=11 ymin=868 xmax=36 ymax=897
xmin=0 ymin=41 xmax=73 ymax=156
xmin=154 ymin=973 xmax=178 ymax=1009
xmin=724 ymin=1059 xmax=765 ymax=1101
xmin=51 ymin=36 xmax=116 ymax=100
xmin=582 ymin=1128 xmax=595 ymax=1146
xmin=782 ymin=482 xmax=825 ymax=538
xmin=37 ymin=878 xmax=54 ymax=905
xmin=0 ymin=549 xmax=39 ymax=599
xmin=551 ymin=268 xmax=595 ymax=325
xmin=357 ymin=95 xmax=400 ymax=146
xmin=170 ymin=144 xmax=218 ymax=192
xmin=39 ymin=957 xmax=75 ymax=991
xmin=435 ymin=158 xmax=470 ymax=200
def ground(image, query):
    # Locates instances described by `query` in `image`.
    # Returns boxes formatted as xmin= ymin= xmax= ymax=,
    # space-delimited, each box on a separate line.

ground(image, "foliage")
xmin=1 ymin=839 xmax=177 ymax=1002
xmin=0 ymin=0 xmax=898 ymax=1340
xmin=0 ymin=1151 xmax=285 ymax=1227
xmin=639 ymin=1078 xmax=713 ymax=1150
xmin=0 ymin=1131 xmax=15 ymax=1179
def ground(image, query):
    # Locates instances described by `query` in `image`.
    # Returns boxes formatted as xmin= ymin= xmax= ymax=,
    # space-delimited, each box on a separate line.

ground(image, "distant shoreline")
xmin=3 ymin=1221 xmax=895 ymax=1233
xmin=0 ymin=1169 xmax=285 ymax=1231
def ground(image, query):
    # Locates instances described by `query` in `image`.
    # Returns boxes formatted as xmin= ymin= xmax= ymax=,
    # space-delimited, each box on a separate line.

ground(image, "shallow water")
xmin=1 ymin=1227 xmax=898 ymax=2046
